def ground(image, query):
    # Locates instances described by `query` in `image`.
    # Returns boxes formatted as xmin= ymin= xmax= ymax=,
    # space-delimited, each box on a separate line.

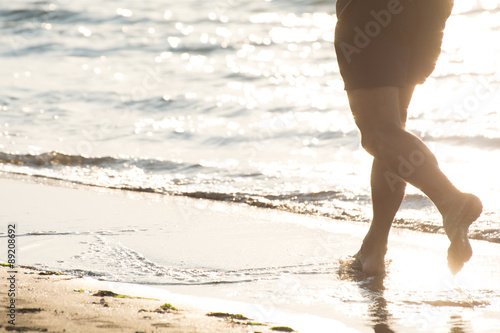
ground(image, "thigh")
xmin=347 ymin=87 xmax=402 ymax=132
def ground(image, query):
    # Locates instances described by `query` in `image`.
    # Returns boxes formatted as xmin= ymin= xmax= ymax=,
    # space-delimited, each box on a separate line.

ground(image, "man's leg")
xmin=348 ymin=86 xmax=482 ymax=275
xmin=354 ymin=86 xmax=414 ymax=276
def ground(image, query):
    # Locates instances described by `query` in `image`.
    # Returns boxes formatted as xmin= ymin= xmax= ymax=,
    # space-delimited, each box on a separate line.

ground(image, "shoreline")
xmin=0 ymin=174 xmax=367 ymax=332
xmin=1 ymin=174 xmax=499 ymax=333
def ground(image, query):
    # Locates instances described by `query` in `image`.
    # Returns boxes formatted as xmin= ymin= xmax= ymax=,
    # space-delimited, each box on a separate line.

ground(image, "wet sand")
xmin=0 ymin=265 xmax=297 ymax=332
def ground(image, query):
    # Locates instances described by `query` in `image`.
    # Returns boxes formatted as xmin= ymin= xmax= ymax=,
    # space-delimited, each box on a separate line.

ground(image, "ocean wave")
xmin=170 ymin=43 xmax=236 ymax=55
xmin=0 ymin=151 xmax=201 ymax=173
xmin=8 ymin=42 xmax=60 ymax=56
xmin=1 ymin=151 xmax=499 ymax=245
xmin=0 ymin=151 xmax=120 ymax=167
xmin=0 ymin=8 xmax=86 ymax=27
xmin=0 ymin=7 xmax=131 ymax=25
xmin=0 ymin=9 xmax=59 ymax=22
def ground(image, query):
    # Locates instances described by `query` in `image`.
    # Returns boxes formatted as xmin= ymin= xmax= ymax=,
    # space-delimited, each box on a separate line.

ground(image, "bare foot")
xmin=443 ymin=193 xmax=482 ymax=274
xmin=352 ymin=245 xmax=387 ymax=276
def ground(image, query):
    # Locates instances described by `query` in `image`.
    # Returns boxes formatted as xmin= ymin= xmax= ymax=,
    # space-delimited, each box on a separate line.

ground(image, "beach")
xmin=1 ymin=175 xmax=500 ymax=332
xmin=1 ymin=0 xmax=500 ymax=331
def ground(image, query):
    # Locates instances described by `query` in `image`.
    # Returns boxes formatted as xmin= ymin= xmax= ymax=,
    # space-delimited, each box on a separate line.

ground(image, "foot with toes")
xmin=442 ymin=193 xmax=482 ymax=274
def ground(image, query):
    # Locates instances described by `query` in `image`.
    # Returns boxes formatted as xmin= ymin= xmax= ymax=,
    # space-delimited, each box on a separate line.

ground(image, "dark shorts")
xmin=334 ymin=0 xmax=454 ymax=90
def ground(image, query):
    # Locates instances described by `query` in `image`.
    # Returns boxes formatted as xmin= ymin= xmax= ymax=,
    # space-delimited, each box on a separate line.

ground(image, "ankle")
xmin=360 ymin=238 xmax=388 ymax=255
xmin=435 ymin=191 xmax=463 ymax=216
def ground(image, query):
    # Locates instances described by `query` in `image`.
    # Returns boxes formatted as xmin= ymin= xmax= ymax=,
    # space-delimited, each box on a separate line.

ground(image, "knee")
xmin=360 ymin=132 xmax=378 ymax=155
xmin=359 ymin=124 xmax=401 ymax=156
